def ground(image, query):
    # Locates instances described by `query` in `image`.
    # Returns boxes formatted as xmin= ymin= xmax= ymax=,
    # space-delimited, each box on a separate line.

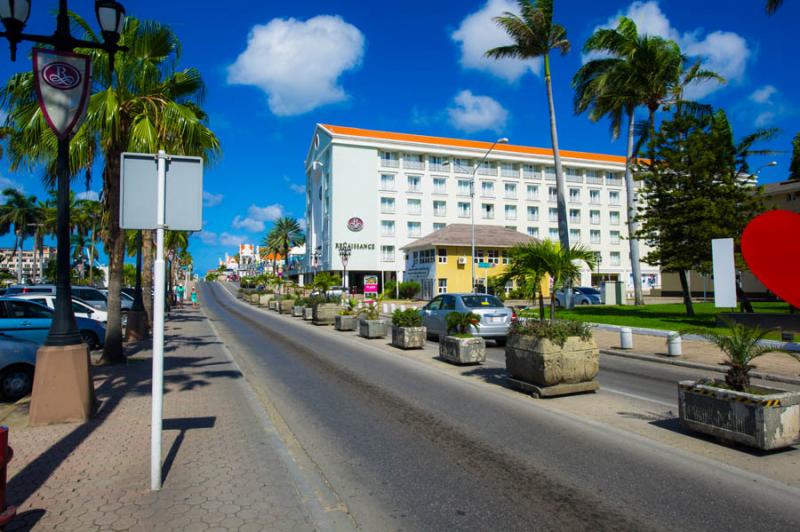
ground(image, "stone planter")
xmin=279 ymin=300 xmax=294 ymax=314
xmin=249 ymin=293 xmax=260 ymax=305
xmin=303 ymin=307 xmax=314 ymax=320
xmin=335 ymin=315 xmax=357 ymax=331
xmin=259 ymin=294 xmax=274 ymax=307
xmin=292 ymin=306 xmax=304 ymax=317
xmin=505 ymin=335 xmax=599 ymax=397
xmin=678 ymin=380 xmax=800 ymax=450
xmin=268 ymin=300 xmax=279 ymax=312
xmin=439 ymin=336 xmax=485 ymax=365
xmin=313 ymin=303 xmax=339 ymax=326
xmin=358 ymin=319 xmax=386 ymax=339
xmin=391 ymin=326 xmax=426 ymax=349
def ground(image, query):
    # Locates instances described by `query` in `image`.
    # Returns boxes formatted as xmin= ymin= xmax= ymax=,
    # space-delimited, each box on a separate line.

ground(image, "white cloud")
xmin=0 ymin=176 xmax=22 ymax=192
xmin=228 ymin=15 xmax=365 ymax=116
xmin=447 ymin=90 xmax=509 ymax=133
xmin=219 ymin=233 xmax=247 ymax=247
xmin=203 ymin=190 xmax=223 ymax=207
xmin=76 ymin=190 xmax=100 ymax=201
xmin=197 ymin=230 xmax=218 ymax=245
xmin=298 ymin=218 xmax=307 ymax=232
xmin=289 ymin=183 xmax=305 ymax=194
xmin=754 ymin=111 xmax=776 ymax=127
xmin=747 ymin=85 xmax=786 ymax=127
xmin=451 ymin=0 xmax=542 ymax=82
xmin=232 ymin=203 xmax=284 ymax=233
xmin=749 ymin=85 xmax=777 ymax=104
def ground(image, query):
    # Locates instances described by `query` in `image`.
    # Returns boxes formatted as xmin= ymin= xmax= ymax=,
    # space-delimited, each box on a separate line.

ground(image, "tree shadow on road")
xmin=460 ymin=365 xmax=512 ymax=388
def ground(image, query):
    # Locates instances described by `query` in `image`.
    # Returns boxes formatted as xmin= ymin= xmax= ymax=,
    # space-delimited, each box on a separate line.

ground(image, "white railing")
xmin=606 ymin=177 xmax=623 ymax=186
xmin=381 ymin=158 xmax=399 ymax=168
xmin=404 ymin=159 xmax=424 ymax=170
xmin=586 ymin=176 xmax=603 ymax=185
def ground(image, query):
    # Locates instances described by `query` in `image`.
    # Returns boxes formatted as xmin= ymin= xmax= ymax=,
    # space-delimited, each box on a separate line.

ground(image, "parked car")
xmin=421 ymin=293 xmax=515 ymax=346
xmin=8 ymin=294 xmax=108 ymax=323
xmin=554 ymin=287 xmax=603 ymax=307
xmin=7 ymin=284 xmax=109 ymax=311
xmin=0 ymin=297 xmax=106 ymax=349
xmin=0 ymin=334 xmax=37 ymax=401
xmin=99 ymin=288 xmax=134 ymax=310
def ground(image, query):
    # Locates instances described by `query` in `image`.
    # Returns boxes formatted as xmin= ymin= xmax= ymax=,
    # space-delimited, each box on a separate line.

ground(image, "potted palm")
xmin=678 ymin=322 xmax=800 ymax=450
xmin=293 ymin=297 xmax=306 ymax=317
xmin=391 ymin=308 xmax=426 ymax=349
xmin=335 ymin=298 xmax=359 ymax=331
xmin=439 ymin=312 xmax=486 ymax=365
xmin=278 ymin=294 xmax=295 ymax=314
xmin=313 ymin=296 xmax=340 ymax=326
xmin=358 ymin=300 xmax=386 ymax=339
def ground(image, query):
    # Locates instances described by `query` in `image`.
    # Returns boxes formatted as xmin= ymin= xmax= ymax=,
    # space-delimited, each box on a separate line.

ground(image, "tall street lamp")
xmin=1 ymin=0 xmax=127 ymax=425
xmin=338 ymin=244 xmax=351 ymax=294
xmin=444 ymin=137 xmax=508 ymax=293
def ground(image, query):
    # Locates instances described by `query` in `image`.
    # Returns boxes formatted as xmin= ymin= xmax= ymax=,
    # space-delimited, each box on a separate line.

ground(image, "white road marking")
xmin=602 ymin=386 xmax=676 ymax=408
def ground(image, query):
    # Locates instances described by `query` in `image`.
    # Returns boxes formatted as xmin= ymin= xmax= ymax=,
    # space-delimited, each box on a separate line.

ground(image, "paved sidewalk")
xmin=5 ymin=307 xmax=316 ymax=531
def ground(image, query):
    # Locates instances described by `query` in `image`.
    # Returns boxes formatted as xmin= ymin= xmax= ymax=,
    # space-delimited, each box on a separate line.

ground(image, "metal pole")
xmin=151 ymin=150 xmax=167 ymax=491
xmin=471 ymin=168 xmax=476 ymax=294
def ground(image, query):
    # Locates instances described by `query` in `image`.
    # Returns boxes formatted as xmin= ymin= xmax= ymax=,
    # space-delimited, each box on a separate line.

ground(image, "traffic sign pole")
xmin=151 ymin=150 xmax=167 ymax=491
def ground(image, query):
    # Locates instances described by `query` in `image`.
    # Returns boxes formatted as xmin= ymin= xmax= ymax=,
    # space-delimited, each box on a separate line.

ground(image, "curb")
xmin=601 ymin=348 xmax=800 ymax=386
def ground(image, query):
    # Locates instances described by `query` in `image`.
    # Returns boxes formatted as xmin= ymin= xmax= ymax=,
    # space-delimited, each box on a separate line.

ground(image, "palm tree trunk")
xmin=88 ymin=222 xmax=96 ymax=284
xmin=142 ymin=230 xmax=154 ymax=326
xmin=624 ymin=109 xmax=644 ymax=306
xmin=100 ymin=149 xmax=125 ymax=364
xmin=549 ymin=291 xmax=556 ymax=321
xmin=16 ymin=233 xmax=22 ymax=284
xmin=678 ymin=269 xmax=695 ymax=317
xmin=545 ymin=55 xmax=570 ymax=253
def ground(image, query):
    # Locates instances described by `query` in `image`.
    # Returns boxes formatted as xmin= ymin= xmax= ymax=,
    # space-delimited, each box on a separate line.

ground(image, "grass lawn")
xmin=533 ymin=301 xmax=792 ymax=335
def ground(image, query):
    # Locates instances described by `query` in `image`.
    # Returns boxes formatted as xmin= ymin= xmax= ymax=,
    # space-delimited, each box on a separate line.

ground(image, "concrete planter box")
xmin=259 ymin=294 xmax=274 ymax=307
xmin=358 ymin=319 xmax=386 ymax=339
xmin=279 ymin=300 xmax=294 ymax=314
xmin=249 ymin=294 xmax=260 ymax=305
xmin=439 ymin=336 xmax=485 ymax=364
xmin=268 ymin=300 xmax=279 ymax=311
xmin=302 ymin=307 xmax=313 ymax=320
xmin=292 ymin=306 xmax=304 ymax=317
xmin=391 ymin=326 xmax=426 ymax=349
xmin=313 ymin=303 xmax=339 ymax=326
xmin=678 ymin=380 xmax=800 ymax=450
xmin=505 ymin=335 xmax=599 ymax=397
xmin=335 ymin=315 xmax=357 ymax=331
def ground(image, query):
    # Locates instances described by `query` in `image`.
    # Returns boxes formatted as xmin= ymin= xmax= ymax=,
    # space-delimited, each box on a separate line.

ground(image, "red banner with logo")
xmin=33 ymin=48 xmax=91 ymax=140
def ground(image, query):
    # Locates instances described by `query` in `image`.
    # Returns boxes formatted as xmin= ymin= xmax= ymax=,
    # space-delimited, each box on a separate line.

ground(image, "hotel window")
xmin=589 ymin=189 xmax=600 ymax=204
xmin=454 ymin=158 xmax=472 ymax=174
xmin=505 ymin=205 xmax=517 ymax=220
xmin=433 ymin=177 xmax=447 ymax=194
xmin=433 ymin=200 xmax=447 ymax=217
xmin=429 ymin=156 xmax=447 ymax=172
xmin=586 ymin=169 xmax=603 ymax=184
xmin=549 ymin=207 xmax=558 ymax=222
xmin=569 ymin=228 xmax=581 ymax=242
xmin=407 ymin=198 xmax=422 ymax=215
xmin=590 ymin=229 xmax=601 ymax=244
xmin=380 ymin=151 xmax=399 ymax=168
xmin=527 ymin=227 xmax=539 ymax=238
xmin=437 ymin=248 xmax=448 ymax=263
xmin=407 ymin=175 xmax=421 ymax=192
xmin=606 ymin=172 xmax=623 ymax=186
xmin=544 ymin=166 xmax=556 ymax=181
xmin=610 ymin=251 xmax=621 ymax=266
xmin=487 ymin=249 xmax=500 ymax=264
xmin=569 ymin=188 xmax=581 ymax=203
xmin=480 ymin=181 xmax=495 ymax=197
xmin=477 ymin=161 xmax=496 ymax=176
xmin=458 ymin=202 xmax=471 ymax=218
xmin=408 ymin=221 xmax=422 ymax=237
xmin=438 ymin=278 xmax=447 ymax=294
xmin=504 ymin=183 xmax=517 ymax=199
xmin=569 ymin=209 xmax=581 ymax=223
xmin=458 ymin=179 xmax=471 ymax=196
xmin=381 ymin=197 xmax=395 ymax=213
xmin=404 ymin=153 xmax=424 ymax=169
xmin=433 ymin=222 xmax=446 ymax=232
xmin=522 ymin=164 xmax=538 ymax=179
xmin=482 ymin=203 xmax=495 ymax=219
xmin=610 ymin=211 xmax=620 ymax=225
xmin=527 ymin=206 xmax=539 ymax=221
xmin=526 ymin=184 xmax=539 ymax=200
xmin=548 ymin=228 xmax=559 ymax=240
xmin=590 ymin=210 xmax=600 ymax=225
xmin=609 ymin=190 xmax=620 ymax=205
xmin=380 ymin=173 xmax=395 ymax=190
xmin=566 ymin=167 xmax=583 ymax=183
xmin=501 ymin=162 xmax=517 ymax=177
xmin=548 ymin=186 xmax=557 ymax=202
xmin=610 ymin=230 xmax=621 ymax=244
xmin=381 ymin=245 xmax=395 ymax=261
xmin=381 ymin=220 xmax=395 ymax=237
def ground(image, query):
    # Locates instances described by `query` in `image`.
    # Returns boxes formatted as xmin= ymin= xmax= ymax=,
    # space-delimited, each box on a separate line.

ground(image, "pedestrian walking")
xmin=176 ymin=284 xmax=185 ymax=307
xmin=191 ymin=286 xmax=198 ymax=308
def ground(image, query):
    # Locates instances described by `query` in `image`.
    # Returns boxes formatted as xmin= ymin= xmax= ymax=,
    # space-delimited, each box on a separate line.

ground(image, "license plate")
xmin=488 ymin=316 xmax=503 ymax=324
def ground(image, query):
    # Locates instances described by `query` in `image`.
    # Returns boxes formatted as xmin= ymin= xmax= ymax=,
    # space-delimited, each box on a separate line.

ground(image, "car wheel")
xmin=81 ymin=330 xmax=100 ymax=350
xmin=494 ymin=337 xmax=507 ymax=347
xmin=0 ymin=364 xmax=34 ymax=402
xmin=580 ymin=300 xmax=590 ymax=305
xmin=554 ymin=299 xmax=562 ymax=308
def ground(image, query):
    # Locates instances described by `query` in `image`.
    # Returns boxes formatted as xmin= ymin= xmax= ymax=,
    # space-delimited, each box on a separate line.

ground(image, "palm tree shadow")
xmin=460 ymin=365 xmax=511 ymax=388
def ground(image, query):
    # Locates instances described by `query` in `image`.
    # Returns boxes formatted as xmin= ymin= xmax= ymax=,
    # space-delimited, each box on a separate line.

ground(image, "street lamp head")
xmin=95 ymin=0 xmax=126 ymax=45
xmin=0 ymin=0 xmax=30 ymax=61
xmin=496 ymin=138 xmax=509 ymax=144
xmin=767 ymin=161 xmax=778 ymax=167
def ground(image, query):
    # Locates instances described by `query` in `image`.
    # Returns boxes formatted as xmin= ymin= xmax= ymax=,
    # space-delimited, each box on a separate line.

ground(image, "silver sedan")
xmin=420 ymin=293 xmax=515 ymax=346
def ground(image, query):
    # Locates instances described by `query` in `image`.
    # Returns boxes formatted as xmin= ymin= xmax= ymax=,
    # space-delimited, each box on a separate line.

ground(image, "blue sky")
xmin=0 ymin=0 xmax=797 ymax=274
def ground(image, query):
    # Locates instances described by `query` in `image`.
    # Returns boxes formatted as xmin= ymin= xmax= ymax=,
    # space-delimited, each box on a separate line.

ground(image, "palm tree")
xmin=0 ymin=188 xmax=38 ymax=283
xmin=265 ymin=217 xmax=305 ymax=277
xmin=1 ymin=17 xmax=221 ymax=364
xmin=766 ymin=0 xmax=784 ymax=14
xmin=486 ymin=0 xmax=571 ymax=253
xmin=539 ymin=240 xmax=596 ymax=320
xmin=75 ymin=198 xmax=104 ymax=284
xmin=500 ymin=242 xmax=551 ymax=319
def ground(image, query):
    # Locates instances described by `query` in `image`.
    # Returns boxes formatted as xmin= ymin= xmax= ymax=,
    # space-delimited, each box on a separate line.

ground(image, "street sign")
xmin=120 ymin=152 xmax=203 ymax=231
xmin=478 ymin=262 xmax=492 ymax=269
xmin=33 ymin=49 xmax=91 ymax=140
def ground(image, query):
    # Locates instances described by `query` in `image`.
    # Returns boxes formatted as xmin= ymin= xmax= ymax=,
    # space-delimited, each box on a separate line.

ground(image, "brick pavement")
xmin=4 ymin=307 xmax=317 ymax=531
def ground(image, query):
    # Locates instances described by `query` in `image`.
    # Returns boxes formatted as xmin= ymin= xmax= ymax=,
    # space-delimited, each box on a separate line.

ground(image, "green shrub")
xmin=339 ymin=297 xmax=358 ymax=316
xmin=392 ymin=308 xmax=423 ymax=328
xmin=509 ymin=319 xmax=592 ymax=347
xmin=294 ymin=297 xmax=307 ymax=307
xmin=398 ymin=281 xmax=421 ymax=299
xmin=445 ymin=312 xmax=480 ymax=337
xmin=382 ymin=280 xmax=397 ymax=297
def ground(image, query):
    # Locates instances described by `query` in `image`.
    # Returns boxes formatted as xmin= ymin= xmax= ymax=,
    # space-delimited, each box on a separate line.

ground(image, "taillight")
xmin=22 ymin=287 xmax=29 ymax=294
xmin=511 ymin=309 xmax=517 ymax=322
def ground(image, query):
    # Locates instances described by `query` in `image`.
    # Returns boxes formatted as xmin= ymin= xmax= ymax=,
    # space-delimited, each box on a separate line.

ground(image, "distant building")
xmin=0 ymin=246 xmax=55 ymax=283
xmin=762 ymin=179 xmax=800 ymax=213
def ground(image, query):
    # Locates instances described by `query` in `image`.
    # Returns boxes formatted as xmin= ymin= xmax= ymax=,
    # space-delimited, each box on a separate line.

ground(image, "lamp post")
xmin=1 ymin=0 xmax=128 ymax=425
xmin=444 ymin=137 xmax=508 ymax=293
xmin=338 ymin=244 xmax=351 ymax=294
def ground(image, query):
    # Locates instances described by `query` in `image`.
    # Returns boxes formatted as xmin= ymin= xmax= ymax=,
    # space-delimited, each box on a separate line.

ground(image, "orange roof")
xmin=321 ymin=124 xmax=628 ymax=165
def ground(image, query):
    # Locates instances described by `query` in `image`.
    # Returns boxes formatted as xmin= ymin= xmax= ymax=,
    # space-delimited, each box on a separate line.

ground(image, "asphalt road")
xmin=201 ymin=282 xmax=800 ymax=531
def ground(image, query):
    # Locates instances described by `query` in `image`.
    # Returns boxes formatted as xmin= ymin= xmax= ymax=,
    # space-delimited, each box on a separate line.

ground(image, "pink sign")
xmin=364 ymin=274 xmax=378 ymax=294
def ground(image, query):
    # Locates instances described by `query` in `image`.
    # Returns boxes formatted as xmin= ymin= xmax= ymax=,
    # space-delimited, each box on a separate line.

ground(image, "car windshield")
xmin=461 ymin=295 xmax=504 ymax=308
xmin=577 ymin=287 xmax=601 ymax=295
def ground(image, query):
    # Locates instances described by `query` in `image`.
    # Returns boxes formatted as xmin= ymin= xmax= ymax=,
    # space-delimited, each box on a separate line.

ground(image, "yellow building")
xmin=401 ymin=224 xmax=542 ymax=300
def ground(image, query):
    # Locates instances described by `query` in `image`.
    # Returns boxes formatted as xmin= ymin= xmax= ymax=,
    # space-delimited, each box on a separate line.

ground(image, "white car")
xmin=9 ymin=294 xmax=108 ymax=323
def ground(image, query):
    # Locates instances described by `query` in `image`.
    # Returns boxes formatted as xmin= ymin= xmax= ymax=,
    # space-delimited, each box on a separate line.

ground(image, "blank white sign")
xmin=712 ymin=238 xmax=736 ymax=308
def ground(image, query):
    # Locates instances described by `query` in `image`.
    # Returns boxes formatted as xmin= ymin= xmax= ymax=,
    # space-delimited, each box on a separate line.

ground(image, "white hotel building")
xmin=304 ymin=124 xmax=659 ymax=294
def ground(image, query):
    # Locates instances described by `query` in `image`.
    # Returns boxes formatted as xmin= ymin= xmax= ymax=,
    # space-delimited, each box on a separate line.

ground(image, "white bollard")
xmin=620 ymin=327 xmax=633 ymax=350
xmin=667 ymin=332 xmax=682 ymax=357
xmin=400 ymin=304 xmax=406 ymax=311
xmin=382 ymin=303 xmax=389 ymax=313
xmin=390 ymin=303 xmax=397 ymax=312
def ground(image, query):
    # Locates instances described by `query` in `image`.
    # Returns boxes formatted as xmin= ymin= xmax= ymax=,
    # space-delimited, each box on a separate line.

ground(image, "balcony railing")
xmin=381 ymin=158 xmax=399 ymax=168
xmin=566 ymin=174 xmax=583 ymax=183
xmin=606 ymin=176 xmax=623 ymax=186
xmin=586 ymin=175 xmax=603 ymax=185
xmin=404 ymin=159 xmax=424 ymax=170
xmin=501 ymin=167 xmax=518 ymax=178
xmin=429 ymin=163 xmax=449 ymax=172
xmin=522 ymin=167 xmax=539 ymax=179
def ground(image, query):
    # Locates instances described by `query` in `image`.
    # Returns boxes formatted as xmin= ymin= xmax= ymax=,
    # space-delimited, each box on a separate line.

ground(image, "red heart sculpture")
xmin=741 ymin=210 xmax=800 ymax=308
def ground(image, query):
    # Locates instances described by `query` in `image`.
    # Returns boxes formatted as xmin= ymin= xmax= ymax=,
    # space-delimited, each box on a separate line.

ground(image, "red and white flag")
xmin=33 ymin=48 xmax=91 ymax=140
